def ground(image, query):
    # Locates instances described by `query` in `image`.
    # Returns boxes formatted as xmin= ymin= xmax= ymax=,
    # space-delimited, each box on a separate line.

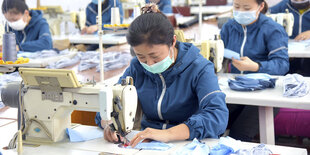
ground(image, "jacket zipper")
xmin=287 ymin=4 xmax=310 ymax=34
xmin=21 ymin=30 xmax=26 ymax=44
xmin=158 ymin=74 xmax=166 ymax=129
xmin=240 ymin=26 xmax=247 ymax=74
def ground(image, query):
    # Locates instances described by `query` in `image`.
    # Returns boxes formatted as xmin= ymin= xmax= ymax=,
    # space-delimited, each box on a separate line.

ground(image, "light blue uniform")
xmin=9 ymin=10 xmax=52 ymax=52
xmin=270 ymin=0 xmax=310 ymax=39
xmin=96 ymin=41 xmax=228 ymax=140
xmin=221 ymin=13 xmax=289 ymax=75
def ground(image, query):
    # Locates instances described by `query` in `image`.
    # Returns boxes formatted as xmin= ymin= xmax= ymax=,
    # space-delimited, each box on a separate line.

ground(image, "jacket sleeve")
xmin=184 ymin=62 xmax=228 ymax=140
xmin=220 ymin=22 xmax=229 ymax=47
xmin=86 ymin=4 xmax=97 ymax=26
xmin=269 ymin=0 xmax=287 ymax=13
xmin=161 ymin=1 xmax=173 ymax=14
xmin=257 ymin=25 xmax=289 ymax=75
xmin=20 ymin=22 xmax=53 ymax=52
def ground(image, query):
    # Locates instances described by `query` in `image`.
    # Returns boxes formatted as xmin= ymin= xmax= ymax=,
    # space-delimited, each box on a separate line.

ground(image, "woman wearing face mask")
xmin=1 ymin=0 xmax=52 ymax=52
xmin=145 ymin=0 xmax=172 ymax=13
xmin=220 ymin=0 xmax=289 ymax=141
xmin=95 ymin=4 xmax=228 ymax=147
xmin=270 ymin=0 xmax=310 ymax=41
xmin=81 ymin=0 xmax=124 ymax=34
xmin=271 ymin=0 xmax=310 ymax=76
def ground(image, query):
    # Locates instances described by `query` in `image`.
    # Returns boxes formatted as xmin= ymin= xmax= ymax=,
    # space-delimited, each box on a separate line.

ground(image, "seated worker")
xmin=270 ymin=0 xmax=310 ymax=76
xmin=96 ymin=4 xmax=228 ymax=147
xmin=220 ymin=0 xmax=289 ymax=141
xmin=270 ymin=0 xmax=310 ymax=40
xmin=82 ymin=0 xmax=124 ymax=34
xmin=145 ymin=0 xmax=172 ymax=13
xmin=2 ymin=0 xmax=53 ymax=52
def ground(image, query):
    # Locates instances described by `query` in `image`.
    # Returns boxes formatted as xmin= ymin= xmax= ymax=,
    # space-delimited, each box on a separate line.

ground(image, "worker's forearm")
xmin=166 ymin=123 xmax=190 ymax=141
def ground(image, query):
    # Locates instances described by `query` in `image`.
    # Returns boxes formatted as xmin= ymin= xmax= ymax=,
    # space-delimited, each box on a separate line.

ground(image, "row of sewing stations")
xmin=0 ymin=0 xmax=309 ymax=155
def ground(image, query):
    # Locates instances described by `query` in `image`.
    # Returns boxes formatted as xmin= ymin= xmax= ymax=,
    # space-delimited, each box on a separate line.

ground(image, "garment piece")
xmin=283 ymin=73 xmax=309 ymax=97
xmin=270 ymin=0 xmax=310 ymax=39
xmin=224 ymin=48 xmax=240 ymax=60
xmin=66 ymin=126 xmax=103 ymax=142
xmin=145 ymin=0 xmax=173 ymax=13
xmin=86 ymin=0 xmax=124 ymax=28
xmin=126 ymin=141 xmax=173 ymax=151
xmin=96 ymin=41 xmax=228 ymax=140
xmin=210 ymin=136 xmax=241 ymax=155
xmin=221 ymin=13 xmax=289 ymax=75
xmin=8 ymin=10 xmax=53 ymax=52
xmin=76 ymin=51 xmax=132 ymax=72
xmin=251 ymin=144 xmax=273 ymax=155
xmin=174 ymin=138 xmax=210 ymax=155
xmin=228 ymin=74 xmax=276 ymax=91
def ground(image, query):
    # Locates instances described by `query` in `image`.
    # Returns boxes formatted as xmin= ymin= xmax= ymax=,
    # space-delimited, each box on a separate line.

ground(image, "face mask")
xmin=140 ymin=47 xmax=175 ymax=74
xmin=233 ymin=7 xmax=260 ymax=25
xmin=8 ymin=17 xmax=27 ymax=31
xmin=291 ymin=0 xmax=310 ymax=10
xmin=92 ymin=0 xmax=104 ymax=4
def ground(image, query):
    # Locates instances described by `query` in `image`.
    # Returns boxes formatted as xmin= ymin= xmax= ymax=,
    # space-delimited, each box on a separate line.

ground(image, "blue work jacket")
xmin=86 ymin=0 xmax=124 ymax=27
xmin=145 ymin=0 xmax=172 ymax=13
xmin=9 ymin=10 xmax=52 ymax=52
xmin=96 ymin=42 xmax=228 ymax=140
xmin=220 ymin=13 xmax=289 ymax=75
xmin=270 ymin=0 xmax=310 ymax=39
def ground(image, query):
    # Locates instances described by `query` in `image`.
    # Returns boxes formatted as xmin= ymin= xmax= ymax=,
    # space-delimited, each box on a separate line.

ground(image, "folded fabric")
xmin=283 ymin=74 xmax=309 ymax=97
xmin=126 ymin=141 xmax=173 ymax=151
xmin=174 ymin=138 xmax=209 ymax=155
xmin=224 ymin=48 xmax=240 ymax=60
xmin=66 ymin=126 xmax=103 ymax=142
xmin=228 ymin=73 xmax=276 ymax=91
xmin=210 ymin=136 xmax=241 ymax=155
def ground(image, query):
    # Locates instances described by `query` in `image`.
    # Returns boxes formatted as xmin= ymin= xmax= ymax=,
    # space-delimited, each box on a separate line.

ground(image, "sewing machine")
xmin=1 ymin=68 xmax=138 ymax=143
xmin=266 ymin=9 xmax=294 ymax=37
xmin=175 ymin=30 xmax=224 ymax=72
xmin=35 ymin=6 xmax=85 ymax=35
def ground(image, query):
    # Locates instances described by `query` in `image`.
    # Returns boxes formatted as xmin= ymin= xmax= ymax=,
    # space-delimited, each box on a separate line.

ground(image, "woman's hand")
xmin=102 ymin=120 xmax=124 ymax=143
xmin=232 ymin=57 xmax=259 ymax=72
xmin=81 ymin=25 xmax=98 ymax=34
xmin=129 ymin=128 xmax=172 ymax=147
xmin=129 ymin=124 xmax=190 ymax=148
xmin=295 ymin=30 xmax=310 ymax=41
xmin=103 ymin=125 xmax=124 ymax=143
xmin=86 ymin=25 xmax=98 ymax=34
xmin=81 ymin=26 xmax=88 ymax=34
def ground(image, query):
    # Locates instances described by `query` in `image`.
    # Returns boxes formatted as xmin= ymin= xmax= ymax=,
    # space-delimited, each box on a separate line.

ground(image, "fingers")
xmin=103 ymin=127 xmax=118 ymax=143
xmin=130 ymin=128 xmax=152 ymax=148
xmin=295 ymin=34 xmax=306 ymax=41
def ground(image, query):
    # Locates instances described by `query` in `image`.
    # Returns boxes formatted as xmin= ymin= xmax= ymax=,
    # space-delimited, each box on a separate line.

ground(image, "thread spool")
xmin=111 ymin=7 xmax=121 ymax=25
xmin=3 ymin=32 xmax=17 ymax=62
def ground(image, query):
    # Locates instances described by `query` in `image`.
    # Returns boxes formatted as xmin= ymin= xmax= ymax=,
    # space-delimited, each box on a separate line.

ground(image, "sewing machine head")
xmin=175 ymin=30 xmax=224 ymax=72
xmin=2 ymin=68 xmax=138 ymax=143
xmin=266 ymin=9 xmax=294 ymax=36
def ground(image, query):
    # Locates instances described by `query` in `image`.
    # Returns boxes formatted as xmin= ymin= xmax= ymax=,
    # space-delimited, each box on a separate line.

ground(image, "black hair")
xmin=2 ymin=0 xmax=28 ymax=15
xmin=126 ymin=12 xmax=174 ymax=47
xmin=256 ymin=0 xmax=268 ymax=14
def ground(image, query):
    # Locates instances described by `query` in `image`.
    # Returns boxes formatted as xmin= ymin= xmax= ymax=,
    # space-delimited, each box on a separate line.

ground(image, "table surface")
xmin=190 ymin=5 xmax=233 ymax=14
xmin=52 ymin=33 xmax=127 ymax=45
xmin=218 ymin=73 xmax=310 ymax=110
xmin=0 ymin=122 xmax=307 ymax=155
